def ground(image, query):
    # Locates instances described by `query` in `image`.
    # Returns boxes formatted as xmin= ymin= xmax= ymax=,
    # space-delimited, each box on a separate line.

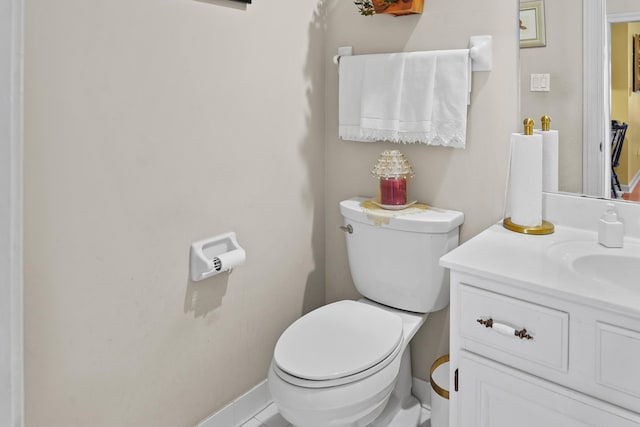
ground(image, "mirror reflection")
xmin=519 ymin=0 xmax=640 ymax=202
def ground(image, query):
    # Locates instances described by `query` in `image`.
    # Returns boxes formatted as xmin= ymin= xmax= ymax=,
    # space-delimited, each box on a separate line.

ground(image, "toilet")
xmin=268 ymin=197 xmax=464 ymax=427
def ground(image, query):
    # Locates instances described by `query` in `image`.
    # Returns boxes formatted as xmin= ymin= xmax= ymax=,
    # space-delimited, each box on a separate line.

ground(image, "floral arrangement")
xmin=354 ymin=0 xmax=398 ymax=16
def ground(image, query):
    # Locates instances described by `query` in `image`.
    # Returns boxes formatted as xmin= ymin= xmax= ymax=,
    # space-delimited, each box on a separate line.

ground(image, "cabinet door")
xmin=458 ymin=351 xmax=640 ymax=427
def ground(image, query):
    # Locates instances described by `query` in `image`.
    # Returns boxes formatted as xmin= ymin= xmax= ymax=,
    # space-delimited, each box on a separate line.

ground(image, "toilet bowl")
xmin=268 ymin=197 xmax=464 ymax=427
xmin=268 ymin=300 xmax=426 ymax=427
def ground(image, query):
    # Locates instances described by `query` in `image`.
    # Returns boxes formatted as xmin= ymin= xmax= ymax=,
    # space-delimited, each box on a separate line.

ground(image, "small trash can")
xmin=430 ymin=355 xmax=450 ymax=427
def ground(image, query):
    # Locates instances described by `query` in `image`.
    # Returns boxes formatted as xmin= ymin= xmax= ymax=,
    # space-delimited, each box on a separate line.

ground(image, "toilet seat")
xmin=273 ymin=300 xmax=404 ymax=388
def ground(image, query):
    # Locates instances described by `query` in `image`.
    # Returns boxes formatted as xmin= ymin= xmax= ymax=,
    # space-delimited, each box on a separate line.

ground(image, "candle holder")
xmin=371 ymin=150 xmax=415 ymax=208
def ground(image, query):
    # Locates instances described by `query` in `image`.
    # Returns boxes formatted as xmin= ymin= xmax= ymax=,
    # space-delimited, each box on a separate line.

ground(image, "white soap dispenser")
xmin=598 ymin=203 xmax=624 ymax=248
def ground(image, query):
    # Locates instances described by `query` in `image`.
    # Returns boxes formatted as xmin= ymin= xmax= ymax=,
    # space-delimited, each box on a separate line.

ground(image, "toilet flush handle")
xmin=340 ymin=224 xmax=353 ymax=234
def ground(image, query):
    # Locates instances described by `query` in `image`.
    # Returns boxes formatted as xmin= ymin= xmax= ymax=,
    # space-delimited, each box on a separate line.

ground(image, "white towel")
xmin=338 ymin=50 xmax=471 ymax=148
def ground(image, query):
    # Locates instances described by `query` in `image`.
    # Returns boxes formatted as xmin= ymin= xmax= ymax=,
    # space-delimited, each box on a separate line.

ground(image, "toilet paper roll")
xmin=214 ymin=249 xmax=246 ymax=272
xmin=534 ymin=129 xmax=559 ymax=192
xmin=510 ymin=133 xmax=543 ymax=227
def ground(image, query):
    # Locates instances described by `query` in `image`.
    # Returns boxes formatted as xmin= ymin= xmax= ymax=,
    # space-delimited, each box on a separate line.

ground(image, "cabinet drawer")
xmin=459 ymin=284 xmax=569 ymax=372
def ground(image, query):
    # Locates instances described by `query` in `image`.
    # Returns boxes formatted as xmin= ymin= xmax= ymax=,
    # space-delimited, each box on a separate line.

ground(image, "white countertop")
xmin=440 ymin=223 xmax=640 ymax=318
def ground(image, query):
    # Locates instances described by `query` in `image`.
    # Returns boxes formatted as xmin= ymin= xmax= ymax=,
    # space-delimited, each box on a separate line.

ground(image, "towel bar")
xmin=333 ymin=35 xmax=492 ymax=72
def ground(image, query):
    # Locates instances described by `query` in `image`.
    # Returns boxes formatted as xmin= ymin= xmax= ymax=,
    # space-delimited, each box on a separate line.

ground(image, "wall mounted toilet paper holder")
xmin=190 ymin=232 xmax=246 ymax=282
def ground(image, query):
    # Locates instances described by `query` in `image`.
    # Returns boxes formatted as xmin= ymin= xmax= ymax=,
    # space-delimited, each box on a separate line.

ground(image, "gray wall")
xmin=24 ymin=0 xmax=325 ymax=426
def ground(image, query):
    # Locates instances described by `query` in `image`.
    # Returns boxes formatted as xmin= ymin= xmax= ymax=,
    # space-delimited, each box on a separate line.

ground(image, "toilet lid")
xmin=273 ymin=300 xmax=403 ymax=381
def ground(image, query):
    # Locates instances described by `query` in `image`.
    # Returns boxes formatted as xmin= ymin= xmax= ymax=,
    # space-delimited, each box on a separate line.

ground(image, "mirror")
xmin=520 ymin=0 xmax=584 ymax=195
xmin=519 ymin=0 xmax=640 ymax=202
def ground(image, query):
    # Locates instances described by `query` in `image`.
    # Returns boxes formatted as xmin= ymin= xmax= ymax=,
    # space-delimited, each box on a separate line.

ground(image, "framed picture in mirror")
xmin=520 ymin=1 xmax=546 ymax=48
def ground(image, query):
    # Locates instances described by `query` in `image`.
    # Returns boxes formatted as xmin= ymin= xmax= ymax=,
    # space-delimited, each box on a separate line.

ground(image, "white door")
xmin=1 ymin=0 xmax=24 ymax=425
xmin=458 ymin=351 xmax=640 ymax=427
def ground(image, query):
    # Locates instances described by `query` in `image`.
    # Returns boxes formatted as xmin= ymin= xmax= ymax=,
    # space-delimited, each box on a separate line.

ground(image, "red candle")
xmin=379 ymin=177 xmax=407 ymax=205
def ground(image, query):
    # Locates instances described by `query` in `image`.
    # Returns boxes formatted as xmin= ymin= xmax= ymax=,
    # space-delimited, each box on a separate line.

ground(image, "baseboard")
xmin=622 ymin=169 xmax=640 ymax=194
xmin=199 ymin=376 xmax=432 ymax=426
xmin=197 ymin=380 xmax=271 ymax=427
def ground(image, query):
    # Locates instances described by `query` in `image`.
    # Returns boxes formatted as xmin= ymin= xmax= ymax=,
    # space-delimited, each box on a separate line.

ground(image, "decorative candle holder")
xmin=371 ymin=150 xmax=415 ymax=207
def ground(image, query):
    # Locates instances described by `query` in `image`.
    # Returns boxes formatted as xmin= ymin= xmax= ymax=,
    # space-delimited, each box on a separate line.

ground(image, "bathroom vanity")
xmin=441 ymin=196 xmax=640 ymax=426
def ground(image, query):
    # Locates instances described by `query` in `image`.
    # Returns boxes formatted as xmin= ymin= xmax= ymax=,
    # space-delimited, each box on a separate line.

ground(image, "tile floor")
xmin=240 ymin=403 xmax=291 ymax=427
xmin=240 ymin=402 xmax=432 ymax=427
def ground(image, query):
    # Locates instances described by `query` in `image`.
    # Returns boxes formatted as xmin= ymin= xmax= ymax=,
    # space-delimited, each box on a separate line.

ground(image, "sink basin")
xmin=546 ymin=240 xmax=640 ymax=289
xmin=572 ymin=254 xmax=640 ymax=289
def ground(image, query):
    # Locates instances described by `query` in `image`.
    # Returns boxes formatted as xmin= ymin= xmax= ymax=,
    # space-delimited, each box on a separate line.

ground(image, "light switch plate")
xmin=530 ymin=73 xmax=550 ymax=92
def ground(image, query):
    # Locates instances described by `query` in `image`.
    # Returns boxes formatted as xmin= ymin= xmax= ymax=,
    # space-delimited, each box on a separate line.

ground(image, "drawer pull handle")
xmin=476 ymin=318 xmax=534 ymax=340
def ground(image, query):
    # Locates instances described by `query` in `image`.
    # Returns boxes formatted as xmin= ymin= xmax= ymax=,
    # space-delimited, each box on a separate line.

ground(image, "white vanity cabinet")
xmin=438 ymin=219 xmax=640 ymax=427
xmin=457 ymin=351 xmax=640 ymax=427
xmin=448 ymin=271 xmax=640 ymax=427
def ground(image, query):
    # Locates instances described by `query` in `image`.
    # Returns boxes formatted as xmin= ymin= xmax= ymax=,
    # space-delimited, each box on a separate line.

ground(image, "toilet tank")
xmin=340 ymin=198 xmax=464 ymax=313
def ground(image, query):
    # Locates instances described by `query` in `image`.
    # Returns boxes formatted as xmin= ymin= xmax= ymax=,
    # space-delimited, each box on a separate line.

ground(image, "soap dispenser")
xmin=598 ymin=203 xmax=624 ymax=248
